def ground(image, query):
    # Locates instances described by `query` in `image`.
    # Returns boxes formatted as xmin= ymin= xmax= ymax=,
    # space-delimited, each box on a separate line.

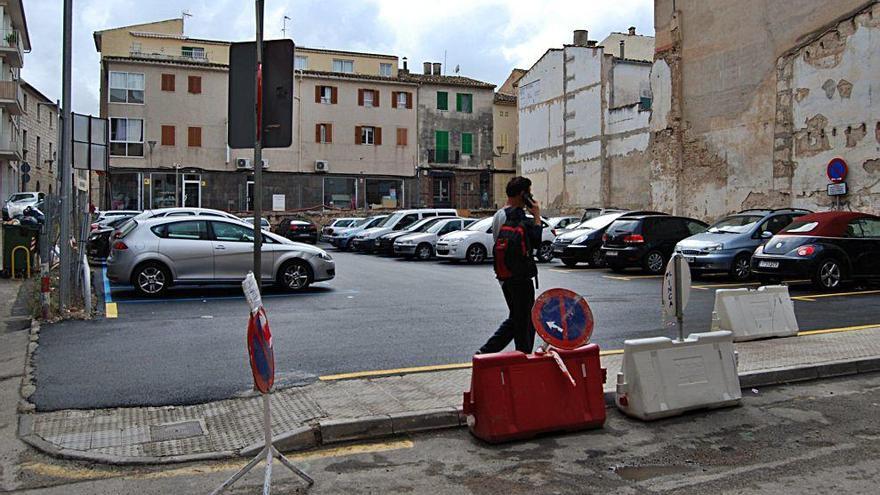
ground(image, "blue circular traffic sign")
xmin=827 ymin=158 xmax=847 ymax=183
xmin=532 ymin=288 xmax=594 ymax=350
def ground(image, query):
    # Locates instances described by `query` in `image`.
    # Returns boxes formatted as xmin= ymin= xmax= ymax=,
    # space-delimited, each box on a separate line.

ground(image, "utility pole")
xmin=253 ymin=0 xmax=264 ymax=288
xmin=59 ymin=0 xmax=73 ymax=309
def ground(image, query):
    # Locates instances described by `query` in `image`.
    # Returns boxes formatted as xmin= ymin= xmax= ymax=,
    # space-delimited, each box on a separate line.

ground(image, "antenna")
xmin=454 ymin=64 xmax=460 ymax=74
xmin=443 ymin=50 xmax=447 ymax=75
xmin=282 ymin=15 xmax=291 ymax=38
xmin=182 ymin=10 xmax=193 ymax=18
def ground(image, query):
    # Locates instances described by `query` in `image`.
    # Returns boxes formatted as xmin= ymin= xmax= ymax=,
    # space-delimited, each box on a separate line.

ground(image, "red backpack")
xmin=493 ymin=208 xmax=537 ymax=281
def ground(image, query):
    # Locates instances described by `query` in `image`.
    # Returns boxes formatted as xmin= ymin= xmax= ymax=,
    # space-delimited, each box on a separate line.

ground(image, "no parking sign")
xmin=532 ymin=288 xmax=594 ymax=350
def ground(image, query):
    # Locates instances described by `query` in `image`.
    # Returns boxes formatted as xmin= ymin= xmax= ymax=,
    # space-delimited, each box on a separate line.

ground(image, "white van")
xmin=351 ymin=208 xmax=457 ymax=252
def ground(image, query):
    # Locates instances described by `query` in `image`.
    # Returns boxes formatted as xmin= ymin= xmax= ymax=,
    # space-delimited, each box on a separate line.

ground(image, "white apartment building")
xmin=0 ymin=1 xmax=29 ymax=202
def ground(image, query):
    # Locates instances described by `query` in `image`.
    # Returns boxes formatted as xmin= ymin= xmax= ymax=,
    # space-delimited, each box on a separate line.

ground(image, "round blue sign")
xmin=827 ymin=158 xmax=847 ymax=182
xmin=532 ymin=288 xmax=594 ymax=350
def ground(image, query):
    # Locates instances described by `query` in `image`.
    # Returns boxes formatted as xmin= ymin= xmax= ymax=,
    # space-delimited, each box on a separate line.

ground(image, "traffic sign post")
xmin=826 ymin=157 xmax=847 ymax=182
xmin=662 ymin=254 xmax=692 ymax=341
xmin=532 ymin=288 xmax=594 ymax=350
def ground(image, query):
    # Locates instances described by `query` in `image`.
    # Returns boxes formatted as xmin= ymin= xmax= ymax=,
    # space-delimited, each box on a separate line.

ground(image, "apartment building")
xmin=403 ymin=62 xmax=495 ymax=209
xmin=20 ymin=81 xmax=58 ymax=195
xmin=491 ymin=68 xmax=525 ymax=208
xmin=0 ymin=0 xmax=29 ymax=202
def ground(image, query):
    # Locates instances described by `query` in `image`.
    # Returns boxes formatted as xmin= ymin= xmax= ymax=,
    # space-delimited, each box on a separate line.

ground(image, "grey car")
xmin=675 ymin=208 xmax=811 ymax=281
xmin=107 ymin=216 xmax=335 ymax=296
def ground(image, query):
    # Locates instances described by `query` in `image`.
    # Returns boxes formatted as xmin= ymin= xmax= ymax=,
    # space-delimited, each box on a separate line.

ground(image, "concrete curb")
xmin=17 ymin=354 xmax=880 ymax=465
xmin=17 ymin=319 xmax=39 ymax=414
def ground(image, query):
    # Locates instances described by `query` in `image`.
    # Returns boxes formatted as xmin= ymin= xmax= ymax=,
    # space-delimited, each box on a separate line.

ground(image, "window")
xmin=393 ymin=91 xmax=412 ymax=109
xmin=363 ymin=90 xmax=374 ymax=107
xmin=359 ymin=126 xmax=377 ymax=145
xmin=161 ymin=125 xmax=175 ymax=146
xmin=316 ymin=123 xmax=332 ymax=143
xmin=456 ymin=93 xmax=473 ymax=113
xmin=433 ymin=177 xmax=450 ymax=205
xmin=188 ymin=76 xmax=202 ymax=94
xmin=188 ymin=127 xmax=202 ymax=147
xmin=36 ymin=104 xmax=41 ymax=122
xmin=164 ymin=221 xmax=207 ymax=240
xmin=161 ymin=74 xmax=175 ymax=91
xmin=48 ymin=143 xmax=53 ymax=172
xmin=396 ymin=128 xmax=408 ymax=146
xmin=332 ymin=59 xmax=354 ymax=73
xmin=437 ymin=91 xmax=448 ymax=110
xmin=130 ymin=42 xmax=142 ymax=54
xmin=109 ymin=71 xmax=145 ymax=104
xmin=21 ymin=130 xmax=27 ymax=161
xmin=500 ymin=132 xmax=509 ymax=152
xmin=379 ymin=63 xmax=392 ymax=76
xmin=36 ymin=136 xmax=41 ymax=167
xmin=461 ymin=133 xmax=473 ymax=155
xmin=856 ymin=218 xmax=880 ymax=237
xmin=110 ymin=118 xmax=144 ymax=156
xmin=294 ymin=56 xmax=308 ymax=70
xmin=685 ymin=220 xmax=707 ymax=235
xmin=212 ymin=222 xmax=255 ymax=242
xmin=315 ymin=85 xmax=337 ymax=104
xmin=359 ymin=89 xmax=379 ymax=107
xmin=323 ymin=177 xmax=356 ymax=209
xmin=23 ymin=93 xmax=27 ymax=112
xmin=181 ymin=46 xmax=206 ymax=60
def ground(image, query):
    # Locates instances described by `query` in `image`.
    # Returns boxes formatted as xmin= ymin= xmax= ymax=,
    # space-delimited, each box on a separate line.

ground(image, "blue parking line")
xmin=113 ymin=289 xmax=359 ymax=305
xmin=102 ymin=266 xmax=113 ymax=303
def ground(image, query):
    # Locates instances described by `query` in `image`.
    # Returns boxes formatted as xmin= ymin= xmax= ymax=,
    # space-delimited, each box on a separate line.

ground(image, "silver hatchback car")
xmin=107 ymin=216 xmax=335 ymax=296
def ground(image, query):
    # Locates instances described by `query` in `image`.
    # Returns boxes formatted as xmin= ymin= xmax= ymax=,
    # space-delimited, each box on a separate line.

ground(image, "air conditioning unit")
xmin=260 ymin=159 xmax=269 ymax=169
xmin=236 ymin=158 xmax=251 ymax=170
xmin=315 ymin=160 xmax=329 ymax=173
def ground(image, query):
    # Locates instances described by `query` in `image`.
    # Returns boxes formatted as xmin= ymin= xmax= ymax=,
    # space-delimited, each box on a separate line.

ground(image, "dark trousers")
xmin=479 ymin=278 xmax=536 ymax=354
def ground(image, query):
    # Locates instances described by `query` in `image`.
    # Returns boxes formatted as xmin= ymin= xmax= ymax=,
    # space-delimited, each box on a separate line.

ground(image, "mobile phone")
xmin=523 ymin=192 xmax=535 ymax=209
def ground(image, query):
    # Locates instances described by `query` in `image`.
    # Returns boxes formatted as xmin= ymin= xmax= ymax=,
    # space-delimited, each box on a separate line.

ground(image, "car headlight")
xmin=754 ymin=244 xmax=764 ymax=255
xmin=399 ymin=240 xmax=413 ymax=245
xmin=318 ymin=252 xmax=333 ymax=261
xmin=704 ymin=243 xmax=723 ymax=252
xmin=572 ymin=234 xmax=590 ymax=244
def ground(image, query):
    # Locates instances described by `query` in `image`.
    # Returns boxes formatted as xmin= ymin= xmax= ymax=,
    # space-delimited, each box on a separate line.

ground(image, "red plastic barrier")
xmin=462 ymin=344 xmax=606 ymax=443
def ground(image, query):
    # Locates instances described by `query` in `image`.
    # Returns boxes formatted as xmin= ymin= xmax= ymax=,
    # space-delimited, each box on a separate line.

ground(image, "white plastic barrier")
xmin=615 ymin=331 xmax=741 ymax=421
xmin=711 ymin=285 xmax=798 ymax=342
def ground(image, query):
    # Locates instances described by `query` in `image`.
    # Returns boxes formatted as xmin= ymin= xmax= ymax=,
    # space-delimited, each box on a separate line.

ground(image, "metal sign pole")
xmin=252 ymin=0 xmax=264 ymax=289
xmin=674 ymin=254 xmax=684 ymax=341
xmin=58 ymin=0 xmax=73 ymax=309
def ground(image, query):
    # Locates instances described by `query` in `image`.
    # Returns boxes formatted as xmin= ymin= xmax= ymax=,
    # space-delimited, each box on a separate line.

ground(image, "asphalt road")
xmin=32 ymin=248 xmax=880 ymax=410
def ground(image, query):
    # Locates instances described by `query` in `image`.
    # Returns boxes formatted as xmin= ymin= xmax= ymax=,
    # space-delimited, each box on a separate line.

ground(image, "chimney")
xmin=423 ymin=62 xmax=431 ymax=75
xmin=432 ymin=62 xmax=442 ymax=76
xmin=619 ymin=40 xmax=625 ymax=59
xmin=402 ymin=57 xmax=408 ymax=72
xmin=573 ymin=29 xmax=588 ymax=47
xmin=587 ymin=40 xmax=597 ymax=47
xmin=628 ymin=26 xmax=636 ymax=36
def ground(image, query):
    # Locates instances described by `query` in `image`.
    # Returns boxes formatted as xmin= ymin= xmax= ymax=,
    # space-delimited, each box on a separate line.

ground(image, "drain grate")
xmin=149 ymin=420 xmax=205 ymax=442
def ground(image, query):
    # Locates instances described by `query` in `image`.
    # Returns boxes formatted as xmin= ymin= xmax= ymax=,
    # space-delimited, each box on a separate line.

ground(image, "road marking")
xmin=602 ymin=274 xmax=663 ymax=281
xmin=19 ymin=439 xmax=414 ymax=482
xmin=105 ymin=302 xmax=118 ymax=318
xmin=113 ymin=289 xmax=360 ymax=305
xmin=320 ymin=349 xmax=626 ymax=381
xmin=797 ymin=323 xmax=880 ymax=336
xmin=692 ymin=282 xmax=761 ymax=290
xmin=101 ymin=266 xmax=116 ymax=318
xmin=792 ymin=289 xmax=880 ymax=302
xmin=549 ymin=268 xmax=577 ymax=273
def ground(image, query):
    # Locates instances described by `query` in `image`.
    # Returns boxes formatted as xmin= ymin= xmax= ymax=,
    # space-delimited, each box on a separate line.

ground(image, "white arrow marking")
xmin=546 ymin=321 xmax=565 ymax=334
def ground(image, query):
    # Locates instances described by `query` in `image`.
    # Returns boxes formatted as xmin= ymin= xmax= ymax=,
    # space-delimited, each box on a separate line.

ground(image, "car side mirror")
xmin=761 ymin=231 xmax=773 ymax=239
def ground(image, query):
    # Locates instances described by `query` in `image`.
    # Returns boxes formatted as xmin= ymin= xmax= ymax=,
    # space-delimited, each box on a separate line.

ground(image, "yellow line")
xmin=792 ymin=289 xmax=880 ymax=302
xmin=603 ymin=275 xmax=632 ymax=281
xmin=692 ymin=282 xmax=760 ymax=290
xmin=549 ymin=269 xmax=576 ymax=273
xmin=797 ymin=323 xmax=880 ymax=336
xmin=105 ymin=302 xmax=118 ymax=318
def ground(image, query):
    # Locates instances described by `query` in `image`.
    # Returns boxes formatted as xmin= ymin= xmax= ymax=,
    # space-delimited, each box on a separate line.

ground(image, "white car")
xmin=436 ymin=216 xmax=556 ymax=263
xmin=3 ymin=192 xmax=44 ymax=219
xmin=547 ymin=216 xmax=580 ymax=234
xmin=393 ymin=217 xmax=475 ymax=260
xmin=351 ymin=208 xmax=457 ymax=253
xmin=241 ymin=217 xmax=272 ymax=231
xmin=131 ymin=207 xmax=242 ymax=222
xmin=96 ymin=209 xmax=142 ymax=223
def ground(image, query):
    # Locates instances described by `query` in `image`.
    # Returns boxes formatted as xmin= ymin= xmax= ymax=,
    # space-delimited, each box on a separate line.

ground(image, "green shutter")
xmin=456 ymin=93 xmax=462 ymax=112
xmin=456 ymin=93 xmax=472 ymax=113
xmin=435 ymin=131 xmax=449 ymax=163
xmin=461 ymin=133 xmax=473 ymax=154
xmin=437 ymin=92 xmax=448 ymax=110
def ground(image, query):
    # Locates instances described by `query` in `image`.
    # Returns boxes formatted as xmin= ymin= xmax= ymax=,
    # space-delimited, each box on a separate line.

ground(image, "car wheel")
xmin=278 ymin=259 xmax=313 ymax=291
xmin=416 ymin=243 xmax=433 ymax=261
xmin=643 ymin=250 xmax=666 ymax=274
xmin=537 ymin=242 xmax=553 ymax=263
xmin=561 ymin=258 xmax=579 ymax=268
xmin=589 ymin=248 xmax=605 ymax=268
xmin=729 ymin=253 xmax=752 ymax=282
xmin=132 ymin=261 xmax=171 ymax=297
xmin=813 ymin=258 xmax=844 ymax=291
xmin=466 ymin=244 xmax=487 ymax=264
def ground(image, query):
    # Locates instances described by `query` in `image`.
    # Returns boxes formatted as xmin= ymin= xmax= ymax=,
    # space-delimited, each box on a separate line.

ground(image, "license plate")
xmin=759 ymin=260 xmax=779 ymax=268
xmin=684 ymin=256 xmax=695 ymax=263
xmin=553 ymin=247 xmax=564 ymax=253
xmin=605 ymin=251 xmax=618 ymax=257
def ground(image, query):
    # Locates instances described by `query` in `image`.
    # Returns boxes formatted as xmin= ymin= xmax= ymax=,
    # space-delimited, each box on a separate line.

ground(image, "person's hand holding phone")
xmin=524 ymin=193 xmax=541 ymax=220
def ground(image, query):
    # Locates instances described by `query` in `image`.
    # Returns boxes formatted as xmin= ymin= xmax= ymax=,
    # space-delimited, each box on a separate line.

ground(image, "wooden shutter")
xmin=161 ymin=125 xmax=175 ymax=146
xmin=374 ymin=127 xmax=382 ymax=145
xmin=188 ymin=127 xmax=202 ymax=147
xmin=397 ymin=128 xmax=407 ymax=146
xmin=357 ymin=89 xmax=364 ymax=106
xmin=326 ymin=123 xmax=333 ymax=143
xmin=355 ymin=126 xmax=362 ymax=144
xmin=330 ymin=86 xmax=338 ymax=104
xmin=315 ymin=86 xmax=321 ymax=103
xmin=373 ymin=90 xmax=380 ymax=107
xmin=315 ymin=124 xmax=322 ymax=143
xmin=406 ymin=92 xmax=413 ymax=109
xmin=391 ymin=92 xmax=398 ymax=108
xmin=188 ymin=76 xmax=202 ymax=94
xmin=161 ymin=74 xmax=175 ymax=91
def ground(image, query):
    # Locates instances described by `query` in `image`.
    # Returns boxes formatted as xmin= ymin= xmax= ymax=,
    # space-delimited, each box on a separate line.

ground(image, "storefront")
xmin=108 ymin=169 xmax=203 ymax=210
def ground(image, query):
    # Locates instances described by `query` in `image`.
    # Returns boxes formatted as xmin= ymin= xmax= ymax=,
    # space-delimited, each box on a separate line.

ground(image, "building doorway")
xmin=182 ymin=174 xmax=201 ymax=207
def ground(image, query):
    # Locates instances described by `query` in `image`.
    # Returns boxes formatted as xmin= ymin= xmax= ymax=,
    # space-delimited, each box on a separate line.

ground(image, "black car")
xmin=751 ymin=211 xmax=880 ymax=290
xmin=86 ymin=215 xmax=136 ymax=261
xmin=376 ymin=216 xmax=453 ymax=254
xmin=276 ymin=217 xmax=318 ymax=244
xmin=552 ymin=211 xmax=667 ymax=267
xmin=601 ymin=214 xmax=708 ymax=273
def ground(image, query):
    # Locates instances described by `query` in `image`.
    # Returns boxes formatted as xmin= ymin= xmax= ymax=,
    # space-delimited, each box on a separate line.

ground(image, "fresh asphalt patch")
xmin=33 ymin=251 xmax=880 ymax=411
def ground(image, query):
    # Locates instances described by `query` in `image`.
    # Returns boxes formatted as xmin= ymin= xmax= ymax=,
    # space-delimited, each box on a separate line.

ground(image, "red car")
xmin=751 ymin=211 xmax=880 ymax=290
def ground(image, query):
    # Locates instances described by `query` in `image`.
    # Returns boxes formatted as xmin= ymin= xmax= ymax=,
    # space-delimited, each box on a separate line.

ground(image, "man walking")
xmin=478 ymin=176 xmax=543 ymax=354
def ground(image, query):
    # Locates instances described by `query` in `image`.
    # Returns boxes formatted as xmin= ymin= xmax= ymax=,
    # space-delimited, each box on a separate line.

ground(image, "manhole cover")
xmin=149 ymin=421 xmax=205 ymax=442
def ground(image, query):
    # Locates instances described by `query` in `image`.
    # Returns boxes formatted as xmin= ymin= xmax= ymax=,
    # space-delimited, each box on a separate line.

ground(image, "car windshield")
xmin=580 ymin=213 xmax=626 ymax=231
xmin=607 ymin=219 xmax=639 ymax=234
xmin=467 ymin=217 xmax=493 ymax=231
xmin=378 ymin=213 xmax=404 ymax=228
xmin=365 ymin=216 xmax=387 ymax=228
xmin=708 ymin=215 xmax=763 ymax=234
xmin=404 ymin=217 xmax=437 ymax=232
xmin=781 ymin=221 xmax=819 ymax=234
xmin=9 ymin=193 xmax=33 ymax=202
xmin=427 ymin=219 xmax=455 ymax=233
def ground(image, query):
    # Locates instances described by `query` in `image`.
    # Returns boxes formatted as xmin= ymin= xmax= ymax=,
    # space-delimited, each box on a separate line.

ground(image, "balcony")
xmin=0 ymin=80 xmax=23 ymax=115
xmin=130 ymin=50 xmax=212 ymax=65
xmin=427 ymin=149 xmax=460 ymax=165
xmin=0 ymin=29 xmax=23 ymax=67
xmin=0 ymin=127 xmax=22 ymax=160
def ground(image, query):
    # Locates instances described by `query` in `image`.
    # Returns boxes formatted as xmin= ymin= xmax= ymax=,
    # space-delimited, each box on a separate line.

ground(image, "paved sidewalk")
xmin=1 ymin=279 xmax=30 ymax=492
xmin=18 ymin=325 xmax=880 ymax=465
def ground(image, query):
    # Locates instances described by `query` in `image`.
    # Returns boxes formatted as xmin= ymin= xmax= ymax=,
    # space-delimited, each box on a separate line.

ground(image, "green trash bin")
xmin=2 ymin=224 xmax=40 ymax=278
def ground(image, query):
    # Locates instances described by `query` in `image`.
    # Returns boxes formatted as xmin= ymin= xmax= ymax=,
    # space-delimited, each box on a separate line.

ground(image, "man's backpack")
xmin=493 ymin=208 xmax=537 ymax=281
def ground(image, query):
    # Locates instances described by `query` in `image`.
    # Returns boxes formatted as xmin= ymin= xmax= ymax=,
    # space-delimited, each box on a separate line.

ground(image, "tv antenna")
xmin=182 ymin=10 xmax=193 ymax=19
xmin=282 ymin=15 xmax=291 ymax=38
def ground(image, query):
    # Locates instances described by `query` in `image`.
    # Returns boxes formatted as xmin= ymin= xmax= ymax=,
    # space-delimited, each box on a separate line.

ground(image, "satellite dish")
xmin=454 ymin=64 xmax=460 ymax=74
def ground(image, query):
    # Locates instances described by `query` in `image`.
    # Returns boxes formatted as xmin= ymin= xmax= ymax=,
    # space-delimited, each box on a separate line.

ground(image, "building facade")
xmin=650 ymin=0 xmax=880 ymax=218
xmin=20 ymin=82 xmax=58 ymax=196
xmin=518 ymin=28 xmax=653 ymax=212
xmin=491 ymin=68 xmax=524 ymax=208
xmin=0 ymin=0 xmax=29 ymax=202
xmin=404 ymin=63 xmax=495 ymax=209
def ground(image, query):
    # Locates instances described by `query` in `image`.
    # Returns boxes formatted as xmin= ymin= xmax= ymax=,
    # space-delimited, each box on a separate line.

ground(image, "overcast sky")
xmin=22 ymin=0 xmax=654 ymax=114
